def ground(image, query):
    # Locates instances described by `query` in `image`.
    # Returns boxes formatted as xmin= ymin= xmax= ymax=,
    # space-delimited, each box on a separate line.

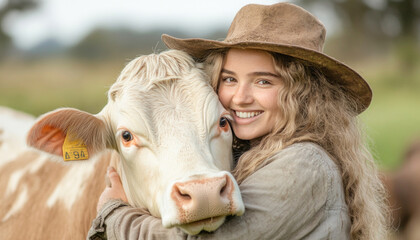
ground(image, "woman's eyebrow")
xmin=249 ymin=72 xmax=280 ymax=78
xmin=222 ymin=69 xmax=279 ymax=78
xmin=221 ymin=69 xmax=235 ymax=75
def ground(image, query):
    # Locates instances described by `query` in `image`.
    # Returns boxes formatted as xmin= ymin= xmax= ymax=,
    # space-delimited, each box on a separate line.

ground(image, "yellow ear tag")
xmin=62 ymin=133 xmax=89 ymax=161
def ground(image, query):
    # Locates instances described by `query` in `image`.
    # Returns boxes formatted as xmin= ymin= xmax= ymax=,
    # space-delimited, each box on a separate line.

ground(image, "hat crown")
xmin=226 ymin=3 xmax=326 ymax=52
xmin=161 ymin=3 xmax=372 ymax=114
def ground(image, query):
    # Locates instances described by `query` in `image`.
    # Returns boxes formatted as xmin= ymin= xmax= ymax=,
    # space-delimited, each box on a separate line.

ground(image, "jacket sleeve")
xmin=87 ymin=199 xmax=187 ymax=240
xmin=87 ymin=143 xmax=335 ymax=240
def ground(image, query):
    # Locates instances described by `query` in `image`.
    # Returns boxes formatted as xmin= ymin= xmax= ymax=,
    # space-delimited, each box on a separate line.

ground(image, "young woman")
xmin=88 ymin=3 xmax=389 ymax=239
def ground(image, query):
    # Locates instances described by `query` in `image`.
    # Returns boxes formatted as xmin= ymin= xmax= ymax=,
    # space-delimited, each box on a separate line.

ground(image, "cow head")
xmin=26 ymin=50 xmax=244 ymax=235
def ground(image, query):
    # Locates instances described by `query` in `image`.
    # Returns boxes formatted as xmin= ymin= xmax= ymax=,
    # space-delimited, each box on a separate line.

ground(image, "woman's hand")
xmin=97 ymin=167 xmax=128 ymax=212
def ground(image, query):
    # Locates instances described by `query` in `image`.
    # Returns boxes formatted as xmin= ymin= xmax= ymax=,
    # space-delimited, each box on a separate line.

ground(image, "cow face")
xmin=27 ymin=50 xmax=245 ymax=235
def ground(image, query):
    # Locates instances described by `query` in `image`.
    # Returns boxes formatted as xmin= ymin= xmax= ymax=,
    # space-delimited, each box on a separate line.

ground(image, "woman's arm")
xmin=88 ymin=167 xmax=186 ymax=240
xmin=88 ymin=143 xmax=347 ymax=240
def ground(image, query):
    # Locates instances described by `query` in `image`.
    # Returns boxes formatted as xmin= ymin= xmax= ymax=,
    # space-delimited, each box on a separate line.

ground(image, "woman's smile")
xmin=232 ymin=110 xmax=264 ymax=126
xmin=233 ymin=110 xmax=263 ymax=119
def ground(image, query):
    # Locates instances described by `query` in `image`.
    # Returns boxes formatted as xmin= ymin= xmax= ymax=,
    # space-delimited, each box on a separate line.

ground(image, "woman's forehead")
xmin=223 ymin=48 xmax=276 ymax=74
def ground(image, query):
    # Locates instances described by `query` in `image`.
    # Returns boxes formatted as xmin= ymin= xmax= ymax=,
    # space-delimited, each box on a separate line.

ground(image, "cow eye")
xmin=219 ymin=117 xmax=228 ymax=128
xmin=122 ymin=131 xmax=133 ymax=142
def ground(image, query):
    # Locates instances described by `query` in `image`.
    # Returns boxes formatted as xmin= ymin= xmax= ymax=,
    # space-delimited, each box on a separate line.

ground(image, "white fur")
xmin=2 ymin=186 xmax=28 ymax=222
xmin=0 ymin=106 xmax=35 ymax=168
xmin=6 ymin=169 xmax=25 ymax=196
xmin=5 ymin=154 xmax=48 ymax=196
xmin=46 ymin=158 xmax=97 ymax=210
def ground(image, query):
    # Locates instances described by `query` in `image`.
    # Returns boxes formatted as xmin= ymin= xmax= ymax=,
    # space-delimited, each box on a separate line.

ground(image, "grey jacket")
xmin=88 ymin=142 xmax=350 ymax=240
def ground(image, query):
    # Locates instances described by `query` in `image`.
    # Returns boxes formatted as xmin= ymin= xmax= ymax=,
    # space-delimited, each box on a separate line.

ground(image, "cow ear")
xmin=27 ymin=108 xmax=112 ymax=159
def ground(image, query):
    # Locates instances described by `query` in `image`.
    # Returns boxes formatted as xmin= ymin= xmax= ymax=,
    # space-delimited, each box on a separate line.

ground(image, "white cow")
xmin=0 ymin=50 xmax=244 ymax=239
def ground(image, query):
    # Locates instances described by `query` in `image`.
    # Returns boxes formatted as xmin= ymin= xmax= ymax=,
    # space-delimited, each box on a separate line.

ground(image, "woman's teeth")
xmin=235 ymin=111 xmax=262 ymax=119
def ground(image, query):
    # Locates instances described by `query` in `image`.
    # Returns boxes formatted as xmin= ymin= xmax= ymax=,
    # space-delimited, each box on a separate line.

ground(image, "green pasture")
xmin=0 ymin=55 xmax=419 ymax=170
xmin=0 ymin=58 xmax=122 ymax=115
xmin=359 ymin=57 xmax=420 ymax=170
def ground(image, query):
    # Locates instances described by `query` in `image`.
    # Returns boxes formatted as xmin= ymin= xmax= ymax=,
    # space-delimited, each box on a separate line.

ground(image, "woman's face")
xmin=218 ymin=48 xmax=284 ymax=140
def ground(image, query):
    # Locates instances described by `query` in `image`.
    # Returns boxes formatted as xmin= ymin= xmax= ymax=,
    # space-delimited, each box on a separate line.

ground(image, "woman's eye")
xmin=257 ymin=79 xmax=271 ymax=85
xmin=222 ymin=77 xmax=235 ymax=83
xmin=122 ymin=131 xmax=133 ymax=142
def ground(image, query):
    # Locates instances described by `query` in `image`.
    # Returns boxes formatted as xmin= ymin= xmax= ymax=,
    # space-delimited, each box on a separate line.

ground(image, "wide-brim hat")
xmin=162 ymin=2 xmax=372 ymax=114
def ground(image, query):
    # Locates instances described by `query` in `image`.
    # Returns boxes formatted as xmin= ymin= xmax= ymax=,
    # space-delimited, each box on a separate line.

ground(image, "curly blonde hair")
xmin=203 ymin=49 xmax=389 ymax=240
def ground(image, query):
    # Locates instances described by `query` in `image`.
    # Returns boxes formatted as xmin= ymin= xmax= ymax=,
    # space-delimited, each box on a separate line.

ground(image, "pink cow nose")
xmin=171 ymin=174 xmax=236 ymax=224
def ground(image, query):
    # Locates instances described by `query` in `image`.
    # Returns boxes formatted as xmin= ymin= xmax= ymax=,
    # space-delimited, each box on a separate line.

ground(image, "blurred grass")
xmin=0 ymin=58 xmax=124 ymax=115
xmin=359 ymin=53 xmax=420 ymax=170
xmin=0 ymin=52 xmax=419 ymax=170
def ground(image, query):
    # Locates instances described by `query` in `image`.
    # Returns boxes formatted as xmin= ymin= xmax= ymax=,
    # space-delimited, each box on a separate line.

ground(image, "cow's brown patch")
xmin=0 ymin=150 xmax=118 ymax=240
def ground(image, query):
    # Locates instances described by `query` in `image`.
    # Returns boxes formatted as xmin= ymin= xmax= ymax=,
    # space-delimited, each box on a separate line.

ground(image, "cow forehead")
xmin=108 ymin=50 xmax=198 ymax=102
xmin=150 ymin=83 xmax=220 ymax=136
xmin=109 ymin=75 xmax=222 ymax=145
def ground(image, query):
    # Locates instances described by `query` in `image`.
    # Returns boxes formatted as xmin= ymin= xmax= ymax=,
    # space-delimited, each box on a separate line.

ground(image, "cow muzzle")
xmin=165 ymin=173 xmax=244 ymax=235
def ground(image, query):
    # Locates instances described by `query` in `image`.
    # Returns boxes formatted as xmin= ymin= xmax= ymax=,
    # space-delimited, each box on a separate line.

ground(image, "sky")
xmin=3 ymin=0 xmax=286 ymax=49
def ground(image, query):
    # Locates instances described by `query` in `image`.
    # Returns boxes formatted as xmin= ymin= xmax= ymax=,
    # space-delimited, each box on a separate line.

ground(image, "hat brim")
xmin=162 ymin=34 xmax=372 ymax=114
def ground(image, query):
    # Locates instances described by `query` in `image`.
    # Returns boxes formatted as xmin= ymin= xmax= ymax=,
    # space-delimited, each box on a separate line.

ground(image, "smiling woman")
xmin=88 ymin=2 xmax=389 ymax=240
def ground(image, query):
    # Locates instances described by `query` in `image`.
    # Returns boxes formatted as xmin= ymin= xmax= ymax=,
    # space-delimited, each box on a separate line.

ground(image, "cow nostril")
xmin=173 ymin=185 xmax=192 ymax=201
xmin=219 ymin=175 xmax=232 ymax=197
xmin=179 ymin=192 xmax=191 ymax=200
xmin=220 ymin=185 xmax=226 ymax=196
xmin=220 ymin=185 xmax=226 ymax=195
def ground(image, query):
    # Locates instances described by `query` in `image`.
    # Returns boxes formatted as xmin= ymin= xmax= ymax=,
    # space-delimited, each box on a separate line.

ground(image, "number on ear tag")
xmin=62 ymin=133 xmax=89 ymax=161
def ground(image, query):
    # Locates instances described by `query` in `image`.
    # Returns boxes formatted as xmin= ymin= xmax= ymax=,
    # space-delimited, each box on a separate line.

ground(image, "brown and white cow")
xmin=0 ymin=50 xmax=244 ymax=239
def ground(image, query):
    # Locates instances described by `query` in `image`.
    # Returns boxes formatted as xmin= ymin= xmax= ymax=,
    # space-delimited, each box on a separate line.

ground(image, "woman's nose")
xmin=232 ymin=84 xmax=253 ymax=105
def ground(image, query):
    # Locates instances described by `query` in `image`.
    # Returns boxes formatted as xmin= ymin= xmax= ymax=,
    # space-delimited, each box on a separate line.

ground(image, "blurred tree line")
xmin=0 ymin=0 xmax=36 ymax=55
xmin=0 ymin=0 xmax=419 ymax=65
xmin=296 ymin=0 xmax=419 ymax=40
xmin=294 ymin=0 xmax=420 ymax=71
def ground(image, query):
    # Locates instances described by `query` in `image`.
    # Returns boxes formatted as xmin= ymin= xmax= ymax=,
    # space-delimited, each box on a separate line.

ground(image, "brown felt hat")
xmin=162 ymin=2 xmax=372 ymax=114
